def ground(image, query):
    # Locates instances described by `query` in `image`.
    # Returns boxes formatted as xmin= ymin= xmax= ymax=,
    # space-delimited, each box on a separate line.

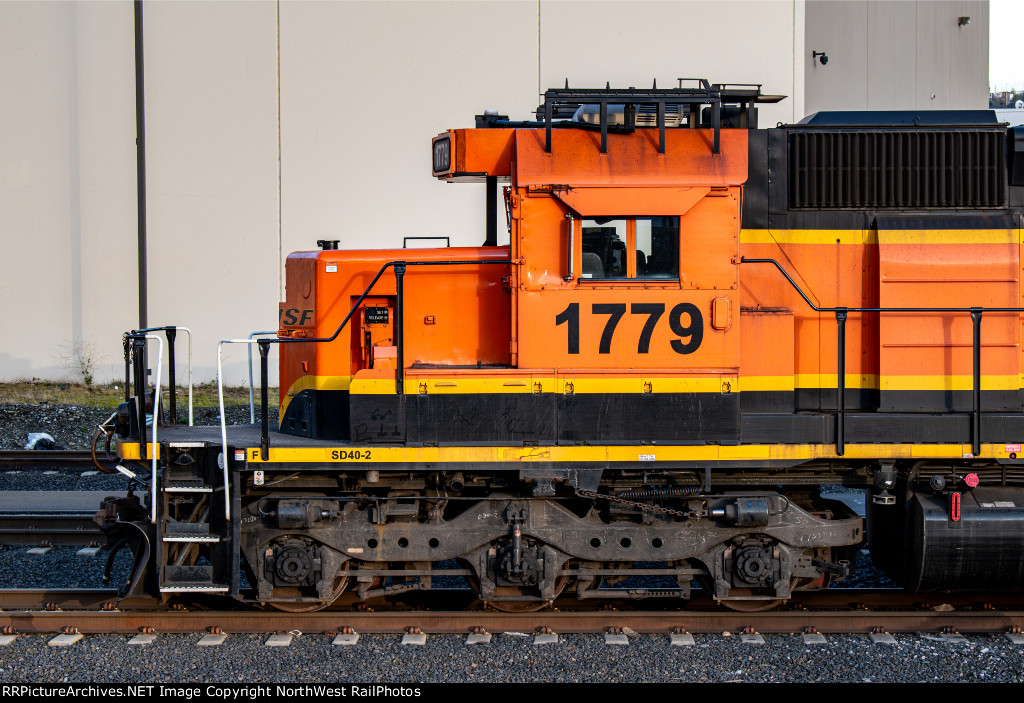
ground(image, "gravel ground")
xmin=0 ymin=470 xmax=130 ymax=492
xmin=0 ymin=403 xmax=273 ymax=451
xmin=0 ymin=546 xmax=134 ymax=589
xmin=0 ymin=631 xmax=1021 ymax=683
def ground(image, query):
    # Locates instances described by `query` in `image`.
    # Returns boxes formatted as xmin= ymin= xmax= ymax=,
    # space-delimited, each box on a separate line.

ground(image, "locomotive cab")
xmin=279 ymin=86 xmax=755 ymax=448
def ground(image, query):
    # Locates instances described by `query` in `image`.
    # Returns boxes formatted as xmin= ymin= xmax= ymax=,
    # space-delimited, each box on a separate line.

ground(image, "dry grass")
xmin=0 ymin=381 xmax=271 ymax=408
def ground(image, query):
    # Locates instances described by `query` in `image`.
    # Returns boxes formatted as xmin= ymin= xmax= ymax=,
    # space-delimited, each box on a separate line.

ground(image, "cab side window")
xmin=636 ymin=217 xmax=679 ymax=279
xmin=581 ymin=216 xmax=678 ymax=280
xmin=581 ymin=219 xmax=628 ymax=278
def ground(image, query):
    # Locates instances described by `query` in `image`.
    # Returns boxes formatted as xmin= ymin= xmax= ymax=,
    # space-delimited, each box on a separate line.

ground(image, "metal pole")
xmin=134 ymin=0 xmax=148 ymax=331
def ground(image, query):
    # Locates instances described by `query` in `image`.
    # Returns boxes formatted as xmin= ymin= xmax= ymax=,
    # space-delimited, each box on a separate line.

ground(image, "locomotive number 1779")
xmin=554 ymin=302 xmax=704 ymax=355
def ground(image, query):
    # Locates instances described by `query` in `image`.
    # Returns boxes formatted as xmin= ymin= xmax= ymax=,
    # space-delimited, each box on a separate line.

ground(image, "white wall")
xmin=0 ymin=2 xmax=137 ymax=382
xmin=805 ymin=0 xmax=989 ymax=114
xmin=0 ymin=0 xmax=990 ymax=387
xmin=143 ymin=1 xmax=280 ymax=387
xmin=538 ymin=1 xmax=804 ymax=127
xmin=279 ymin=1 xmax=539 ymax=275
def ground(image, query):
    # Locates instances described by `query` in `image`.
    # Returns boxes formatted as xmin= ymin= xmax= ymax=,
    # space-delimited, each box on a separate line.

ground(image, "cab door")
xmin=513 ymin=185 xmax=741 ymax=443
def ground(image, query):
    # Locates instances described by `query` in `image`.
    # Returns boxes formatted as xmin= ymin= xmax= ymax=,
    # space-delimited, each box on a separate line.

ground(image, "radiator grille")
xmin=789 ymin=129 xmax=1007 ymax=209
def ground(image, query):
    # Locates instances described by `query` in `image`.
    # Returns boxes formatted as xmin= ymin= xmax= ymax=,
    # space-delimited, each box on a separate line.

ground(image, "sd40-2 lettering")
xmin=555 ymin=302 xmax=703 ymax=355
xmin=331 ymin=449 xmax=373 ymax=461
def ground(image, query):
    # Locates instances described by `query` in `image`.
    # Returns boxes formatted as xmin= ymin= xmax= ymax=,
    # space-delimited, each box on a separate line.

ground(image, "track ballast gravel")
xmin=0 ymin=631 xmax=1020 ymax=683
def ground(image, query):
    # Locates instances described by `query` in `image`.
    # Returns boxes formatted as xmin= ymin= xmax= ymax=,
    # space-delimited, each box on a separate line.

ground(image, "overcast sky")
xmin=990 ymin=0 xmax=1022 ymax=91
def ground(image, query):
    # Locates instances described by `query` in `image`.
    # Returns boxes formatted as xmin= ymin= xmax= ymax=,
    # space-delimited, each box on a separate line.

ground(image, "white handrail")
xmin=247 ymin=331 xmax=277 ymax=424
xmin=144 ymin=335 xmax=164 ymax=524
xmin=218 ymin=338 xmax=272 ymax=522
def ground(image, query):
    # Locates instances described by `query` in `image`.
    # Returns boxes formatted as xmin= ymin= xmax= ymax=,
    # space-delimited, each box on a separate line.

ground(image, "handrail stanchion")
xmin=133 ymin=338 xmax=147 ymax=461
xmin=394 ymin=262 xmax=406 ymax=395
xmin=185 ymin=326 xmax=193 ymax=426
xmin=142 ymin=334 xmax=163 ymax=524
xmin=259 ymin=340 xmax=270 ymax=461
xmin=136 ymin=326 xmax=194 ymax=426
xmin=835 ymin=308 xmax=847 ymax=457
xmin=972 ymin=308 xmax=983 ymax=456
xmin=217 ymin=341 xmax=236 ymax=522
xmin=166 ymin=327 xmax=177 ymax=424
xmin=248 ymin=331 xmax=277 ymax=424
xmin=123 ymin=335 xmax=131 ymax=403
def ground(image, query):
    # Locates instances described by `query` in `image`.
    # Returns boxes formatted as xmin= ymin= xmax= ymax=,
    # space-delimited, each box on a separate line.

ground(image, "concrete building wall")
xmin=0 ymin=2 xmax=137 ymax=381
xmin=805 ymin=0 xmax=989 ymax=114
xmin=0 ymin=0 xmax=990 ymax=387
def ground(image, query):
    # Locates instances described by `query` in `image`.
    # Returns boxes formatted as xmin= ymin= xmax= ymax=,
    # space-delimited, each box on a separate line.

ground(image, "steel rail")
xmin=0 ymin=590 xmax=157 ymax=611
xmin=0 ymin=514 xmax=102 ymax=545
xmin=0 ymin=450 xmax=116 ymax=469
xmin=0 ymin=590 xmax=1022 ymax=634
xmin=0 ymin=607 xmax=1022 ymax=635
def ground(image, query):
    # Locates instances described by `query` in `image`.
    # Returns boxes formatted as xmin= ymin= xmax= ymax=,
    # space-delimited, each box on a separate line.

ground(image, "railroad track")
xmin=0 ymin=513 xmax=101 ymax=545
xmin=0 ymin=590 xmax=1022 ymax=635
xmin=0 ymin=450 xmax=114 ymax=471
xmin=0 ymin=491 xmax=126 ymax=545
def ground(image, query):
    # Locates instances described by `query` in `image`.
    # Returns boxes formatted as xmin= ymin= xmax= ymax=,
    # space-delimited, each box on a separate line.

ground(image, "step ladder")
xmin=157 ymin=443 xmax=232 ymax=594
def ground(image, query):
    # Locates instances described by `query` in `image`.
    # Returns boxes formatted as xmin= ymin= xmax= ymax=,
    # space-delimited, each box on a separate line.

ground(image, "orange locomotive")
xmin=111 ymin=82 xmax=1024 ymax=610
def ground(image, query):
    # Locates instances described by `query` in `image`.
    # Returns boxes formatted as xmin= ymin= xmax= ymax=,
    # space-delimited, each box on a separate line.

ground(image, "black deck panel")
xmin=141 ymin=414 xmax=1024 ymax=451
xmin=798 ymin=110 xmax=999 ymax=126
xmin=143 ymin=423 xmax=352 ymax=448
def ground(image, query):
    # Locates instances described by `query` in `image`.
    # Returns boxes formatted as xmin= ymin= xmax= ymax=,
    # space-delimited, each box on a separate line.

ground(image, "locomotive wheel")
xmin=479 ymin=575 xmax=570 ymax=613
xmin=717 ymin=597 xmax=786 ymax=613
xmin=267 ymin=561 xmax=350 ymax=613
xmin=714 ymin=579 xmax=798 ymax=612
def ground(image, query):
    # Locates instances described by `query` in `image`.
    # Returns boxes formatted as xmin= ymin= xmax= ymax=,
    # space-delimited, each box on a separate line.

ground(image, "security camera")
xmin=813 ymin=51 xmax=829 ymax=66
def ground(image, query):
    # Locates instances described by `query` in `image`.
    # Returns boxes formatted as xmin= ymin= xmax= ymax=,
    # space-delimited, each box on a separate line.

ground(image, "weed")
xmin=57 ymin=338 xmax=102 ymax=388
